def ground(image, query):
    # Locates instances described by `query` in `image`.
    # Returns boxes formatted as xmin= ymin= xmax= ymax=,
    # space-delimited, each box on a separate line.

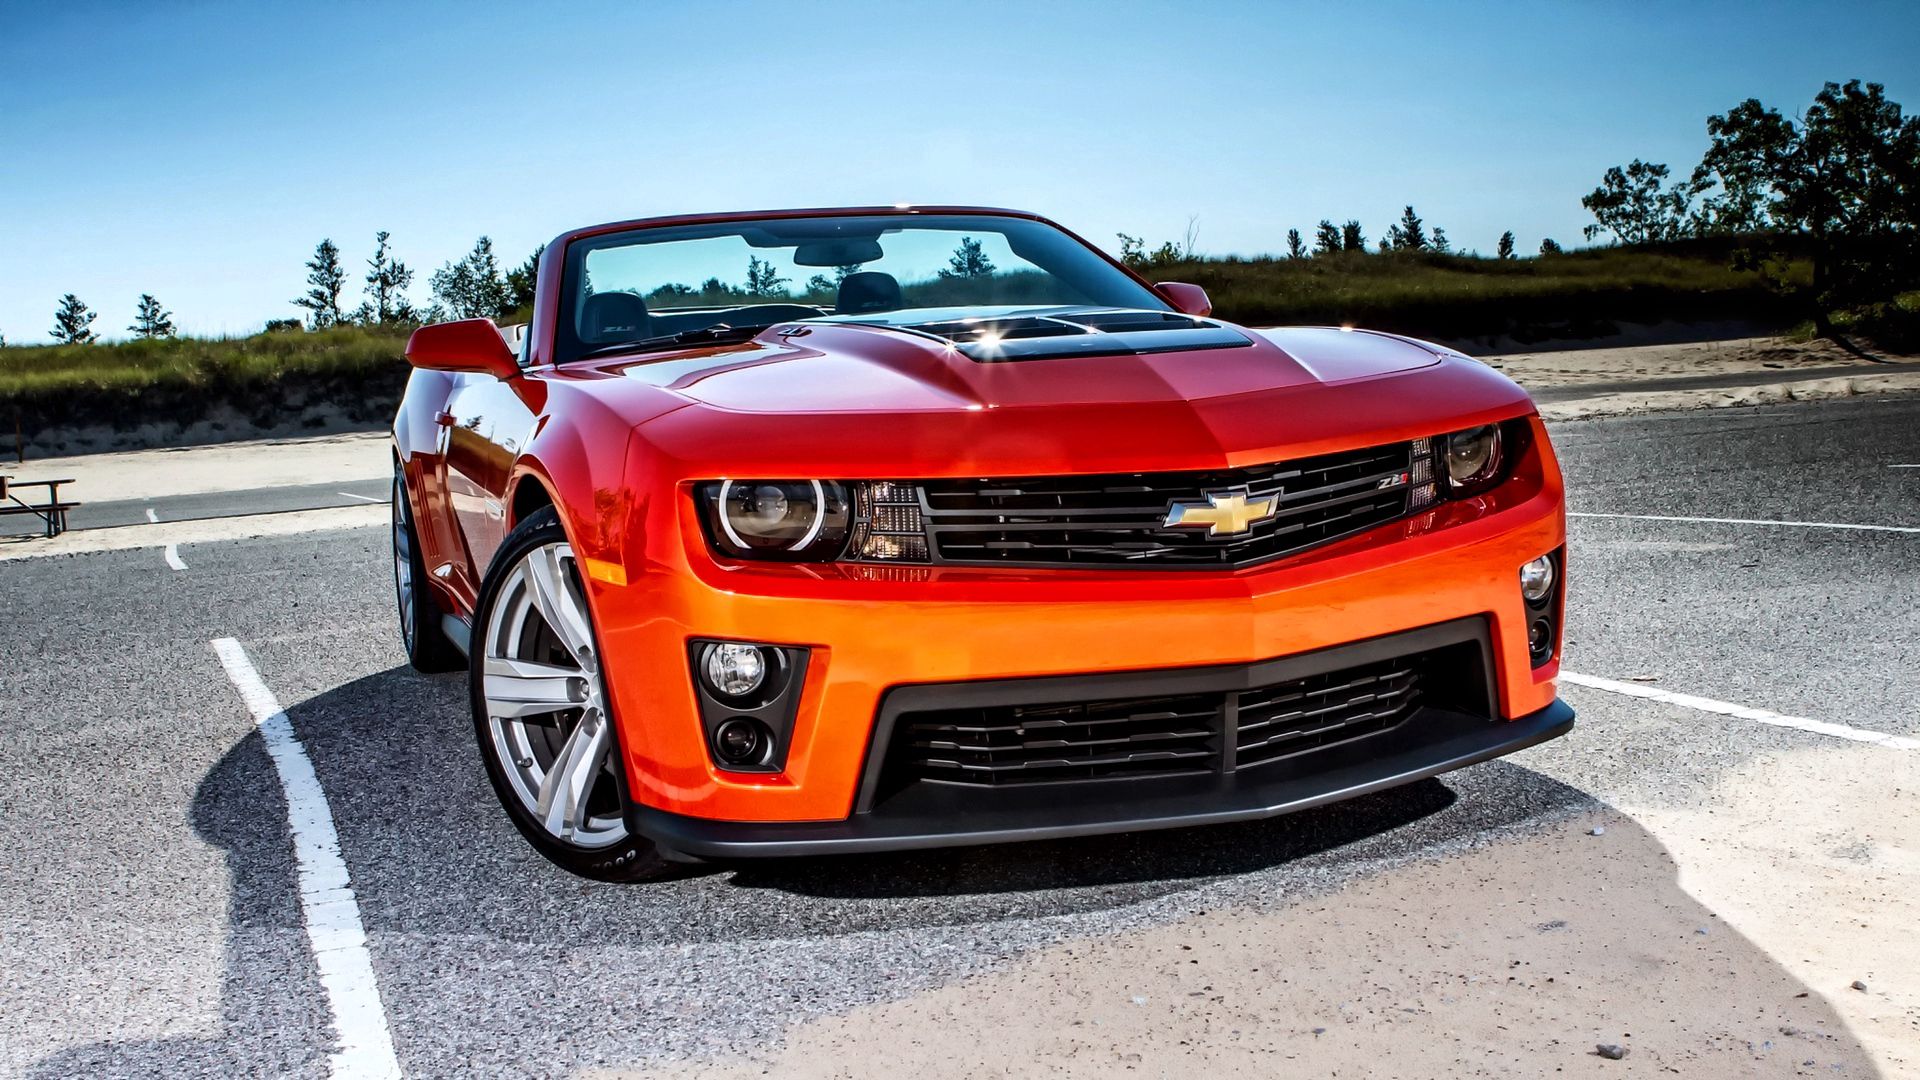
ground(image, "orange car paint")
xmin=395 ymin=206 xmax=1568 ymax=830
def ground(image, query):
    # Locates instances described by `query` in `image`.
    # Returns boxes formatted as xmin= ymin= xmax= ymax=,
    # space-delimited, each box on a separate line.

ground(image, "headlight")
xmin=698 ymin=479 xmax=851 ymax=560
xmin=1444 ymin=424 xmax=1504 ymax=495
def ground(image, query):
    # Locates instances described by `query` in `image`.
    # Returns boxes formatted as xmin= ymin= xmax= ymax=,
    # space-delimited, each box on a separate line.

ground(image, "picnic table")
xmin=0 ymin=475 xmax=80 ymax=537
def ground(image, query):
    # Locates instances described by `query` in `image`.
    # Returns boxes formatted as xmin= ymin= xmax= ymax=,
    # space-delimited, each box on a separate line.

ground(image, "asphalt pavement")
xmin=1 ymin=394 xmax=1916 ymax=1077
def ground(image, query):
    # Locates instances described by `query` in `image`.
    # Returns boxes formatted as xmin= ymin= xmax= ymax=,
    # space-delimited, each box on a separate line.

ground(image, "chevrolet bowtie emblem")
xmin=1163 ymin=489 xmax=1279 ymax=537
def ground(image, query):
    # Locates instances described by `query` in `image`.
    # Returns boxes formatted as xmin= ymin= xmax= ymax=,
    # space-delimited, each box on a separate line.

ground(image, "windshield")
xmin=554 ymin=213 xmax=1169 ymax=363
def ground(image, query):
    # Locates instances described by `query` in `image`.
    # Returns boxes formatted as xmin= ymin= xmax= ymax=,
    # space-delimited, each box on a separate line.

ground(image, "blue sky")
xmin=3 ymin=0 xmax=1916 ymax=340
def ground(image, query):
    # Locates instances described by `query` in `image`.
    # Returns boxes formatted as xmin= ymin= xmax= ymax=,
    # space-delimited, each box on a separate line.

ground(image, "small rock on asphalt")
xmin=1851 ymin=980 xmax=1868 ymax=992
xmin=1589 ymin=826 xmax=1606 ymax=836
xmin=1595 ymin=1044 xmax=1629 ymax=1060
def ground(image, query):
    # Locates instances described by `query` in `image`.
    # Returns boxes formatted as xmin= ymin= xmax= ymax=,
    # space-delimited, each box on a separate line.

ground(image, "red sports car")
xmin=391 ymin=206 xmax=1570 ymax=880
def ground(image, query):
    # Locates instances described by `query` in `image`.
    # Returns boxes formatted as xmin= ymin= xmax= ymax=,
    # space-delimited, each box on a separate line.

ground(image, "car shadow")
xmin=30 ymin=665 xmax=1887 ymax=1077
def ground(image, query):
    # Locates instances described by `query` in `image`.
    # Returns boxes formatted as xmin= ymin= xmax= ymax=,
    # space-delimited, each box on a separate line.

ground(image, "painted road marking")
xmin=212 ymin=638 xmax=402 ymax=1079
xmin=145 ymin=508 xmax=160 ymax=523
xmin=1561 ymin=670 xmax=1920 ymax=750
xmin=1570 ymin=511 xmax=1920 ymax=535
xmin=163 ymin=544 xmax=186 ymax=571
xmin=337 ymin=492 xmax=384 ymax=504
xmin=1892 ymin=464 xmax=1920 ymax=469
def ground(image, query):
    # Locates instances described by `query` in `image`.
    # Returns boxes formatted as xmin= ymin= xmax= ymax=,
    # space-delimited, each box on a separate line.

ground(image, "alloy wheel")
xmin=479 ymin=542 xmax=628 ymax=848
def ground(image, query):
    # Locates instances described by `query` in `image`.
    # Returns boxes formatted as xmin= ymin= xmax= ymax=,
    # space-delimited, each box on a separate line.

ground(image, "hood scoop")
xmin=895 ymin=309 xmax=1253 ymax=363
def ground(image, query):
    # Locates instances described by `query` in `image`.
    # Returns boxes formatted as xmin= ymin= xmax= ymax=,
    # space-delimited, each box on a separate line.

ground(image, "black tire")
xmin=392 ymin=463 xmax=465 ymax=674
xmin=469 ymin=507 xmax=674 ymax=882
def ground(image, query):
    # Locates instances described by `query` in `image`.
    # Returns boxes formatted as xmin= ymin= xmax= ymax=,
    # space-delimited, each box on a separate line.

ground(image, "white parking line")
xmin=145 ymin=508 xmax=160 ymax=523
xmin=163 ymin=544 xmax=186 ymax=571
xmin=336 ymin=492 xmax=383 ymax=504
xmin=212 ymin=638 xmax=402 ymax=1079
xmin=1560 ymin=670 xmax=1920 ymax=750
xmin=1570 ymin=511 xmax=1920 ymax=535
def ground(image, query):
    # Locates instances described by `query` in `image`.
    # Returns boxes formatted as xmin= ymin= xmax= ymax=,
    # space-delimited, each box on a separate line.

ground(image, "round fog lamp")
xmin=703 ymin=643 xmax=767 ymax=698
xmin=713 ymin=717 xmax=765 ymax=764
xmin=1519 ymin=555 xmax=1556 ymax=602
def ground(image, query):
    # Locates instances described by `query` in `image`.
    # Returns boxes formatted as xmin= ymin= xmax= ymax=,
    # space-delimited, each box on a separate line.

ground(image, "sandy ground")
xmin=628 ymin=743 xmax=1916 ymax=1080
xmin=1484 ymin=335 xmax=1902 ymax=387
xmin=0 ymin=430 xmax=391 ymax=504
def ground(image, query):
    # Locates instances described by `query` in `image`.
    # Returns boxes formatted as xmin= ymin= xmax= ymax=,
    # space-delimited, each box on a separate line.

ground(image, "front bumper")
xmin=634 ymin=690 xmax=1572 ymax=859
xmin=588 ymin=417 xmax=1566 ymax=827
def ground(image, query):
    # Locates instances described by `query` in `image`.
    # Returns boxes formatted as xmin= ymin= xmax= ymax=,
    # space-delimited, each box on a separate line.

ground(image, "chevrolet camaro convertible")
xmin=391 ymin=206 xmax=1572 ymax=880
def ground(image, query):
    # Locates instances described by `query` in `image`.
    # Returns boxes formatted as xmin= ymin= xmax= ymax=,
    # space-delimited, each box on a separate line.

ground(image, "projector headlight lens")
xmin=700 ymin=479 xmax=850 ymax=560
xmin=1445 ymin=425 xmax=1503 ymax=493
xmin=1519 ymin=554 xmax=1556 ymax=602
xmin=702 ymin=642 xmax=767 ymax=698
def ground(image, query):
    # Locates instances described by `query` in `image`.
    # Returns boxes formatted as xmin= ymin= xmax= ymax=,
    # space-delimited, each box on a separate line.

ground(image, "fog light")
xmin=702 ymin=643 xmax=766 ymax=698
xmin=713 ymin=717 xmax=766 ymax=765
xmin=1528 ymin=619 xmax=1553 ymax=656
xmin=1519 ymin=554 xmax=1556 ymax=603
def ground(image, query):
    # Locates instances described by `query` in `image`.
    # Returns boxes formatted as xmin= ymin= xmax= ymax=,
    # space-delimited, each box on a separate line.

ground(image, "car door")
xmin=440 ymin=372 xmax=538 ymax=592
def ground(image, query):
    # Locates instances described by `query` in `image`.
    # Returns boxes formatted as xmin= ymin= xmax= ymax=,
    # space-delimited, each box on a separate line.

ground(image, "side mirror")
xmin=1156 ymin=282 xmax=1212 ymax=318
xmin=405 ymin=319 xmax=520 ymax=380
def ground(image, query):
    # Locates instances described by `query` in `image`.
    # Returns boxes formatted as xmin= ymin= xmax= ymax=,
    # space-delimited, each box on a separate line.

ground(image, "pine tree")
xmin=1539 ymin=237 xmax=1563 ymax=255
xmin=744 ymin=255 xmax=791 ymax=296
xmin=1431 ymin=227 xmax=1451 ymax=254
xmin=51 ymin=294 xmax=97 ymax=344
xmin=1341 ymin=220 xmax=1366 ymax=252
xmin=938 ymin=236 xmax=996 ymax=278
xmin=505 ymin=245 xmax=544 ymax=311
xmin=431 ymin=236 xmax=511 ymax=318
xmin=1497 ymin=231 xmax=1516 ymax=260
xmin=128 ymin=294 xmax=175 ymax=338
xmin=363 ymin=231 xmax=415 ymax=324
xmin=294 ymin=239 xmax=347 ymax=328
xmin=1312 ymin=220 xmax=1341 ymax=256
xmin=1387 ymin=206 xmax=1428 ymax=251
xmin=1286 ymin=229 xmax=1306 ymax=259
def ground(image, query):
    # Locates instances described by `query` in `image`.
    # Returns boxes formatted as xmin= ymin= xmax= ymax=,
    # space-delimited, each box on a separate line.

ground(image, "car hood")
xmin=571 ymin=312 xmax=1534 ymax=477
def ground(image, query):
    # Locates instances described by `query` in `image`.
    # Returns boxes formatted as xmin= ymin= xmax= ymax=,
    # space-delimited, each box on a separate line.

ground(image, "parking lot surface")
xmin=3 ymin=394 xmax=1916 ymax=1077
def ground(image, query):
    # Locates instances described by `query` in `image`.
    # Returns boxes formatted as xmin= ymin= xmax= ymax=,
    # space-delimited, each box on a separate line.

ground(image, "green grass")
xmin=0 ymin=325 xmax=414 ymax=436
xmin=0 ymin=243 xmax=1816 ymax=443
xmin=1151 ymin=243 xmax=1808 ymax=343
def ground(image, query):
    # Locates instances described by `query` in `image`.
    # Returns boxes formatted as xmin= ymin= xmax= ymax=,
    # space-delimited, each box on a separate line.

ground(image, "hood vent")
xmin=892 ymin=309 xmax=1253 ymax=362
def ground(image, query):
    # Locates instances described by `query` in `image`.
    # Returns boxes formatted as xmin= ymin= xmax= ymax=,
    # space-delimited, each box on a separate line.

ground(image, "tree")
xmin=50 ymin=294 xmax=97 ymax=344
xmin=1497 ymin=231 xmax=1516 ymax=259
xmin=1580 ymin=159 xmax=1697 ymax=244
xmin=264 ymin=318 xmax=303 ymax=333
xmin=1285 ymin=229 xmax=1306 ymax=259
xmin=1539 ymin=237 xmax=1563 ymax=255
xmin=1341 ymin=220 xmax=1366 ymax=252
xmin=431 ymin=236 xmax=511 ymax=319
xmin=1693 ymin=79 xmax=1920 ymax=335
xmin=505 ymin=245 xmax=544 ymax=311
xmin=744 ymin=255 xmax=790 ymax=296
xmin=293 ymin=239 xmax=347 ymax=328
xmin=361 ymin=231 xmax=415 ymax=324
xmin=128 ymin=294 xmax=175 ymax=338
xmin=939 ymin=236 xmax=996 ymax=278
xmin=1431 ymin=227 xmax=1451 ymax=254
xmin=1312 ymin=220 xmax=1341 ymax=256
xmin=1387 ymin=206 xmax=1428 ymax=251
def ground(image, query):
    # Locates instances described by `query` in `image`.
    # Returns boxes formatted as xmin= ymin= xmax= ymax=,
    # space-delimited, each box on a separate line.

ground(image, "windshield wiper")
xmin=576 ymin=323 xmax=778 ymax=360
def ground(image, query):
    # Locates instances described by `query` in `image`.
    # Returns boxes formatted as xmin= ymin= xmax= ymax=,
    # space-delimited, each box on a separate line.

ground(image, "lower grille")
xmin=884 ymin=650 xmax=1445 ymax=790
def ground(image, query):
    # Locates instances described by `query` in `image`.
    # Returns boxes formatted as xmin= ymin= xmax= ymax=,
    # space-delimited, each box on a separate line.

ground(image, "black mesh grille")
xmin=885 ymin=653 xmax=1431 ymax=789
xmin=919 ymin=441 xmax=1414 ymax=568
xmin=1235 ymin=658 xmax=1421 ymax=767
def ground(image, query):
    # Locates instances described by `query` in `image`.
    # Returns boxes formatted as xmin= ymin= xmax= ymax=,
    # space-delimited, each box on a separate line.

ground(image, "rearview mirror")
xmin=405 ymin=319 xmax=520 ymax=380
xmin=1156 ymin=282 xmax=1212 ymax=318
